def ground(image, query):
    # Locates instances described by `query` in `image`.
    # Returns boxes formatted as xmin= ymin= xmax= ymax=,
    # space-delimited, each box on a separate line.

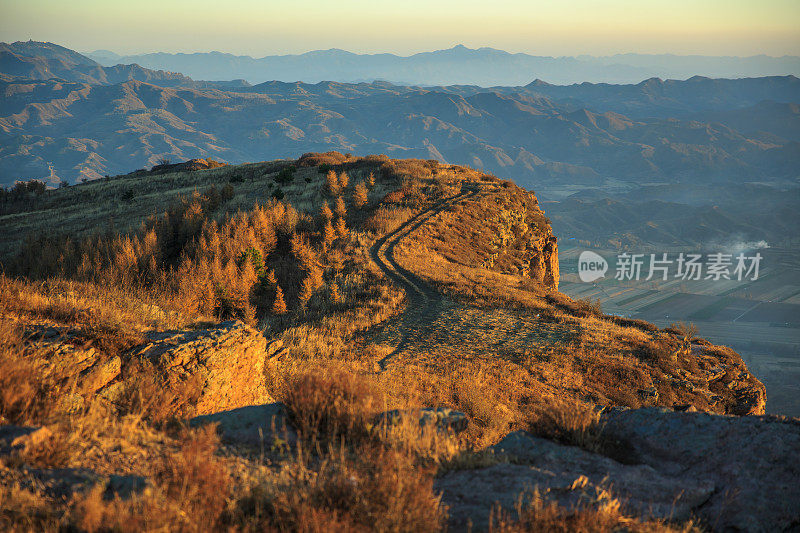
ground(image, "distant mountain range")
xmin=85 ymin=44 xmax=800 ymax=86
xmin=0 ymin=41 xmax=798 ymax=196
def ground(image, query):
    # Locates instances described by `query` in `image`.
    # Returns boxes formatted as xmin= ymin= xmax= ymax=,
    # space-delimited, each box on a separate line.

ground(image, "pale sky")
xmin=1 ymin=0 xmax=799 ymax=57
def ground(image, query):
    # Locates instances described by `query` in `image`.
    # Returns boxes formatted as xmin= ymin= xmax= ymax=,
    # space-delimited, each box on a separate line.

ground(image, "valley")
xmin=559 ymin=245 xmax=800 ymax=416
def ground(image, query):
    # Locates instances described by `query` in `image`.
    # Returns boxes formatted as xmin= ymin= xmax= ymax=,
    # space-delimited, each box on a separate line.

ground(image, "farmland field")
xmin=560 ymin=245 xmax=800 ymax=416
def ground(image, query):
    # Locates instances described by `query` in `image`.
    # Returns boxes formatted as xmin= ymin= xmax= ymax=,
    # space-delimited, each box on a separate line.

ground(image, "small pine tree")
xmin=338 ymin=171 xmax=349 ymax=189
xmin=322 ymin=219 xmax=336 ymax=245
xmin=367 ymin=171 xmax=375 ymax=188
xmin=329 ymin=250 xmax=345 ymax=278
xmin=335 ymin=196 xmax=347 ymax=218
xmin=353 ymin=181 xmax=368 ymax=209
xmin=272 ymin=284 xmax=287 ymax=315
xmin=320 ymin=200 xmax=333 ymax=221
xmin=334 ymin=217 xmax=348 ymax=238
xmin=298 ymin=276 xmax=315 ymax=309
xmin=326 ymin=170 xmax=339 ymax=196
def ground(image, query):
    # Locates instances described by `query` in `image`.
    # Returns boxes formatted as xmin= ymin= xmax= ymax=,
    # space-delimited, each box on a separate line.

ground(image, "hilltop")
xmin=2 ymin=153 xmax=794 ymax=531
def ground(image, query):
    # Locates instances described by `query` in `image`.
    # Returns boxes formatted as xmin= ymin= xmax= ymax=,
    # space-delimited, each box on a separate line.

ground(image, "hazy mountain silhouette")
xmin=85 ymin=44 xmax=800 ymax=86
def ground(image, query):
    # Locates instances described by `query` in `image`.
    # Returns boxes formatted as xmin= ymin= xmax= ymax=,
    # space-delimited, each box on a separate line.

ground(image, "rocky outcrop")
xmin=601 ymin=407 xmax=800 ymax=531
xmin=529 ymin=236 xmax=559 ymax=290
xmin=149 ymin=158 xmax=226 ymax=174
xmin=127 ymin=320 xmax=279 ymax=416
xmin=436 ymin=407 xmax=800 ymax=532
xmin=0 ymin=425 xmax=148 ymax=501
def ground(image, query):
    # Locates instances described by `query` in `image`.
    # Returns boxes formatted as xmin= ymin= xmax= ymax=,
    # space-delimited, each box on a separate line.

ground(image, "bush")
xmin=281 ymin=370 xmax=381 ymax=445
xmin=276 ymin=166 xmax=296 ymax=184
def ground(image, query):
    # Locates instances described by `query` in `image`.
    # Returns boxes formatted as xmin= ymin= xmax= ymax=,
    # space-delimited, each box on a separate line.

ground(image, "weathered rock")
xmin=150 ymin=158 xmax=226 ymax=174
xmin=436 ymin=431 xmax=714 ymax=531
xmin=127 ymin=320 xmax=272 ymax=416
xmin=375 ymin=407 xmax=468 ymax=434
xmin=190 ymin=402 xmax=297 ymax=450
xmin=437 ymin=408 xmax=800 ymax=531
xmin=529 ymin=236 xmax=559 ymax=290
xmin=600 ymin=407 xmax=800 ymax=532
xmin=81 ymin=356 xmax=121 ymax=394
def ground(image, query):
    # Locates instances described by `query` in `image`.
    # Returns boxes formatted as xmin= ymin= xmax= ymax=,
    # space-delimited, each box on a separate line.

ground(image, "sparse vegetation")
xmin=0 ymin=153 xmax=767 ymax=531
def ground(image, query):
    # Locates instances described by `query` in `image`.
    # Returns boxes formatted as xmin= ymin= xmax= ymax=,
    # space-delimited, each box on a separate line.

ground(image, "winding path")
xmin=369 ymin=187 xmax=478 ymax=369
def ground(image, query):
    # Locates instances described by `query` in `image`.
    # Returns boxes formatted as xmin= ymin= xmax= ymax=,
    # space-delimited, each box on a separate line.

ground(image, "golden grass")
xmin=0 ymin=153 xmax=762 ymax=531
xmin=489 ymin=487 xmax=696 ymax=533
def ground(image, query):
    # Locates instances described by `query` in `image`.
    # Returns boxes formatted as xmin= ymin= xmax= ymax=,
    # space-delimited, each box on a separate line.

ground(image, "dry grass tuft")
xmin=489 ymin=487 xmax=694 ymax=533
xmin=524 ymin=397 xmax=606 ymax=454
xmin=281 ymin=370 xmax=382 ymax=445
xmin=72 ymin=425 xmax=231 ymax=533
xmin=237 ymin=445 xmax=445 ymax=532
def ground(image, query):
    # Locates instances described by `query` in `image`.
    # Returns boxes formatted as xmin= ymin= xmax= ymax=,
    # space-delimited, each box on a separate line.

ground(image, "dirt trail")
xmin=369 ymin=187 xmax=478 ymax=368
xmin=366 ymin=185 xmax=578 ymax=372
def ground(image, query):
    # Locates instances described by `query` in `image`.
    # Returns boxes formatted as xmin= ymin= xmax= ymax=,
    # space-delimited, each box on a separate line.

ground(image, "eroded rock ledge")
xmin=126 ymin=320 xmax=279 ymax=415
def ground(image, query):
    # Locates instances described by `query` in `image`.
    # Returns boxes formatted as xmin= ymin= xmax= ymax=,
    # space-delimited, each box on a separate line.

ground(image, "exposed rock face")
xmin=149 ymin=158 xmax=226 ymax=174
xmin=601 ymin=407 xmax=800 ymax=531
xmin=436 ymin=408 xmax=800 ymax=532
xmin=437 ymin=431 xmax=714 ymax=531
xmin=128 ymin=320 xmax=277 ymax=416
xmin=529 ymin=235 xmax=559 ymax=290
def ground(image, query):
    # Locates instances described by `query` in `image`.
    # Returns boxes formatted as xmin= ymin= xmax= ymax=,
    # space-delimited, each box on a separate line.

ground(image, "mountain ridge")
xmin=83 ymin=43 xmax=800 ymax=85
xmin=1 ymin=44 xmax=797 ymax=190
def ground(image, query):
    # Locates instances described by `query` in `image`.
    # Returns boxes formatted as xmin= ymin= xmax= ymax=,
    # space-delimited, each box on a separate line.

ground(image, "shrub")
xmin=525 ymin=397 xmax=607 ymax=454
xmin=281 ymin=370 xmax=380 ymax=445
xmin=73 ymin=425 xmax=231 ymax=532
xmin=240 ymin=446 xmax=445 ymax=532
xmin=276 ymin=166 xmax=296 ymax=184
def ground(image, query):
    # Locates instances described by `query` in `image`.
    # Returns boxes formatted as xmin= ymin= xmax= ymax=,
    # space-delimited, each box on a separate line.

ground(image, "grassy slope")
xmin=0 ymin=152 xmax=764 ymax=531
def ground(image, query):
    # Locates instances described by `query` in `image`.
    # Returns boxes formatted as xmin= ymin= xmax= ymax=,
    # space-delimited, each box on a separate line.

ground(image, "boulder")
xmin=600 ymin=407 xmax=800 ymax=532
xmin=127 ymin=320 xmax=272 ymax=416
xmin=190 ymin=402 xmax=297 ymax=451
